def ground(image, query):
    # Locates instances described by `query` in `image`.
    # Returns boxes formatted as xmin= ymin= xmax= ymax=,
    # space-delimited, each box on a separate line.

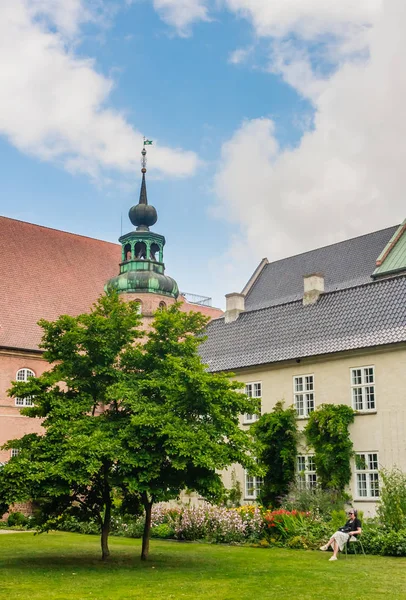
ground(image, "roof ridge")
xmin=0 ymin=215 xmax=119 ymax=247
xmin=238 ymin=272 xmax=406 ymax=317
xmin=261 ymin=224 xmax=399 ymax=269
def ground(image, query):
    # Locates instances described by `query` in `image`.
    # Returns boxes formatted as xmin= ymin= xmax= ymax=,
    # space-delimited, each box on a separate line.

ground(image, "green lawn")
xmin=1 ymin=532 xmax=405 ymax=600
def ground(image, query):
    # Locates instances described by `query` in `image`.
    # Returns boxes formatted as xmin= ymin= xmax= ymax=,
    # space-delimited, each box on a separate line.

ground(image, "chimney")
xmin=225 ymin=293 xmax=245 ymax=323
xmin=303 ymin=273 xmax=324 ymax=305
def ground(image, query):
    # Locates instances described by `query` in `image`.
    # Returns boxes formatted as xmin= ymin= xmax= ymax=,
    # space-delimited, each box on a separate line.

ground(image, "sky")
xmin=0 ymin=0 xmax=405 ymax=308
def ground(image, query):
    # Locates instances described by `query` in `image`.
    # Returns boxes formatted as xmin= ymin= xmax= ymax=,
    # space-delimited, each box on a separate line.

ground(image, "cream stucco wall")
xmin=224 ymin=343 xmax=406 ymax=517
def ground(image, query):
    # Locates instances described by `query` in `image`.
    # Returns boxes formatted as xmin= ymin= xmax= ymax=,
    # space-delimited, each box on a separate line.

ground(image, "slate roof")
xmin=245 ymin=225 xmax=398 ymax=311
xmin=200 ymin=276 xmax=406 ymax=372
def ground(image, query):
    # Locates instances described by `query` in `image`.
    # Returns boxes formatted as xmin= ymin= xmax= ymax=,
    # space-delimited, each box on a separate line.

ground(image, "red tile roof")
xmin=0 ymin=217 xmax=122 ymax=351
xmin=0 ymin=216 xmax=222 ymax=351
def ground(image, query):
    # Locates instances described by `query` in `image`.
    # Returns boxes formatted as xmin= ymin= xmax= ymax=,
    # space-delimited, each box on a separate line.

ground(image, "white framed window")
xmin=15 ymin=368 xmax=35 ymax=407
xmin=134 ymin=299 xmax=143 ymax=315
xmin=244 ymin=471 xmax=263 ymax=500
xmin=293 ymin=375 xmax=314 ymax=417
xmin=355 ymin=453 xmax=380 ymax=498
xmin=297 ymin=455 xmax=317 ymax=489
xmin=10 ymin=449 xmax=20 ymax=458
xmin=351 ymin=366 xmax=375 ymax=412
xmin=244 ymin=382 xmax=261 ymax=424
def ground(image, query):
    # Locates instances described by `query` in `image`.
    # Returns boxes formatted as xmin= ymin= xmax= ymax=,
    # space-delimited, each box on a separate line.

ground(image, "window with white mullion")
xmin=294 ymin=375 xmax=315 ymax=417
xmin=351 ymin=366 xmax=376 ymax=412
xmin=14 ymin=368 xmax=35 ymax=407
xmin=355 ymin=452 xmax=380 ymax=498
xmin=244 ymin=382 xmax=262 ymax=424
xmin=297 ymin=455 xmax=317 ymax=489
xmin=244 ymin=471 xmax=263 ymax=500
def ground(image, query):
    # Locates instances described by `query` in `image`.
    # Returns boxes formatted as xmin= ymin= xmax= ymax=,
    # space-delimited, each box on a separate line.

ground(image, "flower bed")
xmin=150 ymin=502 xmax=264 ymax=543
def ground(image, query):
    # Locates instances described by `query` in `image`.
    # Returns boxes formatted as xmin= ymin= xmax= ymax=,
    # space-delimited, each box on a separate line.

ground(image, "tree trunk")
xmin=141 ymin=493 xmax=153 ymax=561
xmin=101 ymin=514 xmax=110 ymax=561
xmin=101 ymin=463 xmax=112 ymax=561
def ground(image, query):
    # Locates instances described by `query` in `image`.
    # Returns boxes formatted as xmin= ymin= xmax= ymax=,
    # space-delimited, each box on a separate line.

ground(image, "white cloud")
xmin=228 ymin=45 xmax=254 ymax=65
xmin=224 ymin=0 xmax=381 ymax=39
xmin=213 ymin=0 xmax=406 ymax=292
xmin=0 ymin=0 xmax=198 ymax=179
xmin=152 ymin=0 xmax=210 ymax=35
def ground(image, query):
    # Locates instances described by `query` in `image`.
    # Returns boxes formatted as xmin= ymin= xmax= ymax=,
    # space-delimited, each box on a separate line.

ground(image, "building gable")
xmin=373 ymin=219 xmax=406 ymax=278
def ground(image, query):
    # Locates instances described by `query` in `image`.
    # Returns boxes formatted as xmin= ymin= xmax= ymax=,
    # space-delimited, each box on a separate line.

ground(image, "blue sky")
xmin=0 ymin=1 xmax=404 ymax=307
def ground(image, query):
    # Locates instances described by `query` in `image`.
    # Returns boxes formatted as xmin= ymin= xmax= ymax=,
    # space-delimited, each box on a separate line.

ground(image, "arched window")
xmin=134 ymin=242 xmax=147 ymax=260
xmin=16 ymin=368 xmax=35 ymax=382
xmin=135 ymin=299 xmax=143 ymax=315
xmin=150 ymin=243 xmax=160 ymax=262
xmin=158 ymin=301 xmax=167 ymax=310
xmin=15 ymin=368 xmax=35 ymax=407
xmin=124 ymin=243 xmax=132 ymax=261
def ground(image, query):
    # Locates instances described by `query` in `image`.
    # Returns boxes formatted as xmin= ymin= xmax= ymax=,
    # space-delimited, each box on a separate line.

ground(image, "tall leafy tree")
xmin=252 ymin=401 xmax=298 ymax=507
xmin=110 ymin=304 xmax=259 ymax=559
xmin=0 ymin=293 xmax=142 ymax=560
xmin=0 ymin=294 xmax=258 ymax=561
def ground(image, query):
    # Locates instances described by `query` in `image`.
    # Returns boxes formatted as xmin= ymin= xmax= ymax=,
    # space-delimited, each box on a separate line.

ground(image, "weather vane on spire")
xmin=141 ymin=137 xmax=153 ymax=172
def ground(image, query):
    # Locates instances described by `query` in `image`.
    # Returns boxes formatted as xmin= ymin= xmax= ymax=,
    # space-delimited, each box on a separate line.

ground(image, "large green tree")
xmin=107 ymin=303 xmax=259 ymax=559
xmin=0 ymin=293 xmax=258 ymax=561
xmin=0 ymin=293 xmax=142 ymax=559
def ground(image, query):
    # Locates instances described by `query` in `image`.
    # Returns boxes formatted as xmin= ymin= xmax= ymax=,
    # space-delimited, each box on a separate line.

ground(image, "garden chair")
xmin=344 ymin=535 xmax=366 ymax=557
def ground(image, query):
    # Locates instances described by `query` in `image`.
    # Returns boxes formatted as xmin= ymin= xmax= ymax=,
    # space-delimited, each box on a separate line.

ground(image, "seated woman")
xmin=320 ymin=509 xmax=362 ymax=561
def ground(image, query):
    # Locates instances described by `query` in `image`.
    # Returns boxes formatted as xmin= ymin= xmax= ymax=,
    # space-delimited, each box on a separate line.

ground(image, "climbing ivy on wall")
xmin=252 ymin=401 xmax=298 ymax=507
xmin=304 ymin=404 xmax=355 ymax=491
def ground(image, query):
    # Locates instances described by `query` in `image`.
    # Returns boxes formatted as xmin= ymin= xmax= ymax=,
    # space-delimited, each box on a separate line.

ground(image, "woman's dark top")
xmin=343 ymin=518 xmax=362 ymax=533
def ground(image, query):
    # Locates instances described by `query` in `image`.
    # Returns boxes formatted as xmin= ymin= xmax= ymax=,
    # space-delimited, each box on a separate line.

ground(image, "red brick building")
xmin=0 ymin=163 xmax=222 ymax=465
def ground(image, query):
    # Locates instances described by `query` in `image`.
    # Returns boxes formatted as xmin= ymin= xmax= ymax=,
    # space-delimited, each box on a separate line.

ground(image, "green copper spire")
xmin=105 ymin=144 xmax=179 ymax=298
xmin=128 ymin=148 xmax=158 ymax=231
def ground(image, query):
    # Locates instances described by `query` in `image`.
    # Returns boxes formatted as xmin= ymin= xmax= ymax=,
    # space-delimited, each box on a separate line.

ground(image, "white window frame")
xmin=243 ymin=382 xmax=262 ymax=424
xmin=354 ymin=452 xmax=380 ymax=499
xmin=350 ymin=366 xmax=376 ymax=412
xmin=244 ymin=471 xmax=263 ymax=500
xmin=293 ymin=374 xmax=315 ymax=418
xmin=10 ymin=449 xmax=20 ymax=458
xmin=134 ymin=299 xmax=143 ymax=315
xmin=297 ymin=455 xmax=317 ymax=489
xmin=14 ymin=368 xmax=35 ymax=407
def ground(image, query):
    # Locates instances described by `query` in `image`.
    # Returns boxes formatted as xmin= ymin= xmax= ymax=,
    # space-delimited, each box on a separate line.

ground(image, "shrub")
xmin=7 ymin=511 xmax=28 ymax=528
xmin=362 ymin=521 xmax=406 ymax=556
xmin=223 ymin=470 xmax=242 ymax=507
xmin=286 ymin=535 xmax=309 ymax=549
xmin=54 ymin=515 xmax=99 ymax=535
xmin=151 ymin=523 xmax=175 ymax=539
xmin=252 ymin=401 xmax=298 ymax=507
xmin=305 ymin=404 xmax=355 ymax=491
xmin=281 ymin=484 xmax=348 ymax=518
xmin=378 ymin=468 xmax=406 ymax=530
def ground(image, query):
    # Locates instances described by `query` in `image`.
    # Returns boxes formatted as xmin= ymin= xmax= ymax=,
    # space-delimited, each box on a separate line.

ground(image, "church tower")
xmin=105 ymin=145 xmax=179 ymax=315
